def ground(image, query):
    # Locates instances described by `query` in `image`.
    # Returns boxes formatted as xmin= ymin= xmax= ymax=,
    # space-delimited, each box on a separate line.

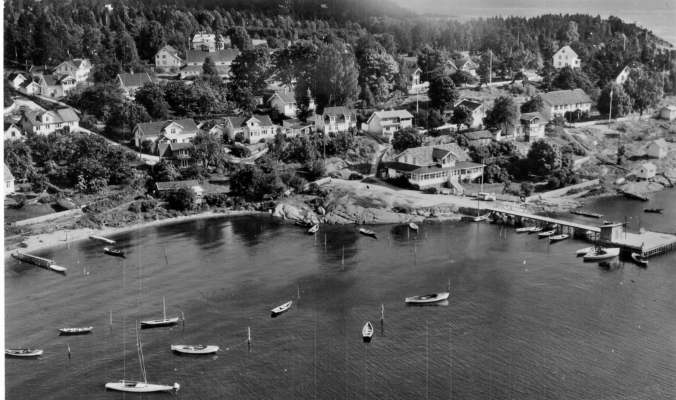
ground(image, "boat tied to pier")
xmin=570 ymin=209 xmax=603 ymax=218
xmin=473 ymin=213 xmax=491 ymax=222
xmin=538 ymin=230 xmax=556 ymax=237
xmin=631 ymin=253 xmax=649 ymax=267
xmin=583 ymin=247 xmax=620 ymax=261
xmin=549 ymin=234 xmax=570 ymax=242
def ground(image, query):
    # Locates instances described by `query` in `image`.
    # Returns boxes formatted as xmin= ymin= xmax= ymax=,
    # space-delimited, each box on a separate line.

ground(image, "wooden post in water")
xmin=297 ymin=285 xmax=300 ymax=307
xmin=324 ymin=234 xmax=327 ymax=248
xmin=247 ymin=326 xmax=251 ymax=352
xmin=342 ymin=246 xmax=345 ymax=265
xmin=164 ymin=247 xmax=168 ymax=265
xmin=448 ymin=278 xmax=451 ymax=292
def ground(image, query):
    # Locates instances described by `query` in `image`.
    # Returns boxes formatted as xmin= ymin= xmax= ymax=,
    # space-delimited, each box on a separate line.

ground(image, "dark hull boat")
xmin=644 ymin=209 xmax=663 ymax=213
xmin=103 ymin=247 xmax=126 ymax=258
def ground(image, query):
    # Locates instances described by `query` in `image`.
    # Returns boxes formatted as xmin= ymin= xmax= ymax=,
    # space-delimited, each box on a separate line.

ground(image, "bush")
xmin=258 ymin=138 xmax=267 ymax=144
xmin=204 ymin=193 xmax=230 ymax=208
xmin=423 ymin=187 xmax=439 ymax=194
xmin=520 ymin=182 xmax=535 ymax=197
xmin=230 ymin=145 xmax=252 ymax=158
xmin=388 ymin=175 xmax=412 ymax=189
xmin=165 ymin=188 xmax=195 ymax=211
xmin=348 ymin=172 xmax=364 ymax=180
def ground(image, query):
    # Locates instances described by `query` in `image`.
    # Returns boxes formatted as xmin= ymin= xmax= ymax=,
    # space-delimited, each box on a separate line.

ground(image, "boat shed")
xmin=636 ymin=162 xmax=656 ymax=180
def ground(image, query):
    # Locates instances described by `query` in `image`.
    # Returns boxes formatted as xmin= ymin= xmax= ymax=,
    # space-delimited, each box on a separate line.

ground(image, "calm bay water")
xmin=5 ymin=189 xmax=676 ymax=399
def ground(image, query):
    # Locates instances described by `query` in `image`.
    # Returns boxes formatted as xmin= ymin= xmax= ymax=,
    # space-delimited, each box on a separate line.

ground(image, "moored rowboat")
xmin=89 ymin=235 xmax=116 ymax=245
xmin=359 ymin=228 xmax=377 ymax=238
xmin=644 ymin=208 xmax=663 ymax=213
xmin=308 ymin=224 xmax=319 ymax=234
xmin=271 ymin=301 xmax=292 ymax=315
xmin=409 ymin=223 xmax=419 ymax=231
xmin=50 ymin=264 xmax=67 ymax=272
xmin=549 ymin=234 xmax=569 ymax=242
xmin=171 ymin=345 xmax=219 ymax=354
xmin=5 ymin=349 xmax=43 ymax=357
xmin=362 ymin=322 xmax=374 ymax=342
xmin=529 ymin=227 xmax=544 ymax=233
xmin=60 ymin=326 xmax=93 ymax=334
xmin=405 ymin=292 xmax=450 ymax=304
xmin=538 ymin=230 xmax=556 ymax=237
xmin=103 ymin=247 xmax=126 ymax=259
xmin=576 ymin=247 xmax=594 ymax=255
xmin=583 ymin=247 xmax=620 ymax=261
xmin=631 ymin=253 xmax=649 ymax=267
xmin=473 ymin=213 xmax=490 ymax=222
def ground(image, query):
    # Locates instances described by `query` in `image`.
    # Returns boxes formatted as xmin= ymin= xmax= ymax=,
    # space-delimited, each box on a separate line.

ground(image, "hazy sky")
xmin=389 ymin=0 xmax=676 ymax=44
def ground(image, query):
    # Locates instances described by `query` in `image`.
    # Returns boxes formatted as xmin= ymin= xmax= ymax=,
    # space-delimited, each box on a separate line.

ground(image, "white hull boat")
xmin=405 ymin=292 xmax=450 ymax=304
xmin=549 ymin=234 xmax=569 ymax=242
xmin=631 ymin=253 xmax=649 ymax=267
xmin=5 ymin=349 xmax=43 ymax=357
xmin=141 ymin=297 xmax=178 ymax=327
xmin=473 ymin=213 xmax=490 ymax=222
xmin=50 ymin=264 xmax=67 ymax=272
xmin=583 ymin=248 xmax=620 ymax=261
xmin=89 ymin=235 xmax=116 ymax=245
xmin=359 ymin=228 xmax=377 ymax=238
xmin=576 ymin=247 xmax=594 ymax=255
xmin=60 ymin=326 xmax=93 ymax=334
xmin=538 ymin=230 xmax=556 ymax=237
xmin=409 ymin=223 xmax=419 ymax=231
xmin=271 ymin=301 xmax=292 ymax=315
xmin=171 ymin=345 xmax=219 ymax=354
xmin=362 ymin=322 xmax=374 ymax=342
xmin=529 ymin=227 xmax=544 ymax=233
xmin=516 ymin=227 xmax=535 ymax=233
xmin=308 ymin=225 xmax=319 ymax=234
xmin=105 ymin=381 xmax=179 ymax=393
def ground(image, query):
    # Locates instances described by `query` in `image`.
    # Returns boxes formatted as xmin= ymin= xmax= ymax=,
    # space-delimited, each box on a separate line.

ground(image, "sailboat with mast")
xmin=140 ymin=296 xmax=178 ymax=327
xmin=105 ymin=322 xmax=180 ymax=393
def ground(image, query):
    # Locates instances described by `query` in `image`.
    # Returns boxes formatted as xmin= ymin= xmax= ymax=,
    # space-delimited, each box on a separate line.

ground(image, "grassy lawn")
xmin=4 ymin=203 xmax=60 ymax=224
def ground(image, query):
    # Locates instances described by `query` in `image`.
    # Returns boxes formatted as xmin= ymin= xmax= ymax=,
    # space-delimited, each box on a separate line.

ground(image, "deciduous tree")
xmin=427 ymin=70 xmax=458 ymax=111
xmin=624 ymin=69 xmax=662 ymax=116
xmin=134 ymin=82 xmax=170 ymax=120
xmin=391 ymin=127 xmax=423 ymax=152
xmin=450 ymin=105 xmax=473 ymax=130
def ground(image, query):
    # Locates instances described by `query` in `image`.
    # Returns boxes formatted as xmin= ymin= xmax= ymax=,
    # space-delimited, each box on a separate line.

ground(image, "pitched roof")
xmin=519 ymin=112 xmax=545 ymax=122
xmin=384 ymin=160 xmax=483 ymax=175
xmin=19 ymin=77 xmax=41 ymax=88
xmin=641 ymin=162 xmax=656 ymax=169
xmin=451 ymin=58 xmax=478 ymax=69
xmin=158 ymin=142 xmax=194 ymax=158
xmin=72 ymin=59 xmax=90 ymax=68
xmin=7 ymin=72 xmax=24 ymax=81
xmin=155 ymin=180 xmax=200 ymax=191
xmin=117 ymin=73 xmax=154 ymax=88
xmin=4 ymin=164 xmax=15 ymax=182
xmin=554 ymin=45 xmax=579 ymax=58
xmin=186 ymin=49 xmax=240 ymax=63
xmin=397 ymin=143 xmax=470 ymax=165
xmin=180 ymin=65 xmax=231 ymax=75
xmin=136 ymin=119 xmax=199 ymax=137
xmin=540 ymin=89 xmax=592 ymax=107
xmin=29 ymin=65 xmax=54 ymax=74
xmin=464 ymin=130 xmax=493 ymax=141
xmin=56 ymin=60 xmax=78 ymax=70
xmin=321 ymin=106 xmax=356 ymax=119
xmin=649 ymin=139 xmax=668 ymax=148
xmin=41 ymin=74 xmax=76 ymax=86
xmin=23 ymin=108 xmax=80 ymax=126
xmin=4 ymin=122 xmax=19 ymax=131
xmin=270 ymin=91 xmax=297 ymax=104
xmin=224 ymin=115 xmax=274 ymax=128
xmin=613 ymin=65 xmax=629 ymax=78
xmin=160 ymin=45 xmax=181 ymax=56
xmin=372 ymin=109 xmax=414 ymax=120
xmin=455 ymin=99 xmax=483 ymax=111
xmin=663 ymin=105 xmax=676 ymax=111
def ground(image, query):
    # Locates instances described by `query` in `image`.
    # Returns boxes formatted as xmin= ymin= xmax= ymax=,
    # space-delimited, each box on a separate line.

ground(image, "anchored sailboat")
xmin=140 ymin=297 xmax=178 ymax=327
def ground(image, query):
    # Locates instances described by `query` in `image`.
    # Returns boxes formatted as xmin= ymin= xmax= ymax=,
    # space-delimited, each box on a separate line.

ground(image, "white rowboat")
xmin=549 ymin=234 xmax=569 ymax=242
xmin=538 ymin=230 xmax=556 ymax=237
xmin=359 ymin=228 xmax=377 ymax=238
xmin=141 ymin=297 xmax=178 ymax=327
xmin=583 ymin=247 xmax=620 ymax=261
xmin=529 ymin=227 xmax=544 ymax=233
xmin=631 ymin=253 xmax=649 ymax=267
xmin=60 ymin=326 xmax=93 ymax=334
xmin=405 ymin=292 xmax=450 ymax=304
xmin=5 ymin=349 xmax=43 ymax=357
xmin=516 ymin=227 xmax=534 ymax=233
xmin=171 ymin=345 xmax=219 ymax=354
xmin=308 ymin=225 xmax=319 ymax=234
xmin=409 ymin=223 xmax=419 ymax=231
xmin=50 ymin=265 xmax=67 ymax=272
xmin=473 ymin=213 xmax=490 ymax=222
xmin=271 ymin=301 xmax=292 ymax=314
xmin=362 ymin=322 xmax=374 ymax=342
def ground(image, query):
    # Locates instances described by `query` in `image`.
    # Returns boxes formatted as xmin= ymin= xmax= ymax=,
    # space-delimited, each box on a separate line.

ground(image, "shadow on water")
xmin=140 ymin=323 xmax=178 ymax=330
xmin=58 ymin=331 xmax=93 ymax=337
xmin=405 ymin=300 xmax=450 ymax=308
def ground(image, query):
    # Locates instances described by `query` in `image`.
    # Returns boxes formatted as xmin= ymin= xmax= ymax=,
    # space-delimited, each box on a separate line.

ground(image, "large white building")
xmin=133 ymin=119 xmax=199 ymax=149
xmin=20 ymin=108 xmax=80 ymax=135
xmin=154 ymin=45 xmax=184 ymax=68
xmin=364 ymin=110 xmax=414 ymax=140
xmin=539 ymin=89 xmax=592 ymax=121
xmin=552 ymin=46 xmax=580 ymax=69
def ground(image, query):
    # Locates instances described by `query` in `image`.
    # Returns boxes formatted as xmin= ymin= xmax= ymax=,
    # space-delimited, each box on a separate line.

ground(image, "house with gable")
xmin=4 ymin=164 xmax=15 ymax=195
xmin=613 ymin=65 xmax=630 ymax=84
xmin=18 ymin=77 xmax=41 ymax=96
xmin=155 ymin=45 xmax=185 ymax=68
xmin=191 ymin=31 xmax=227 ymax=51
xmin=364 ymin=109 xmax=414 ymax=140
xmin=447 ymin=58 xmax=479 ymax=77
xmin=314 ymin=106 xmax=357 ymax=133
xmin=158 ymin=142 xmax=195 ymax=169
xmin=116 ymin=73 xmax=156 ymax=99
xmin=53 ymin=59 xmax=92 ymax=82
xmin=552 ymin=46 xmax=580 ymax=69
xmin=20 ymin=108 xmax=80 ymax=135
xmin=180 ymin=48 xmax=240 ymax=79
xmin=281 ymin=119 xmax=313 ymax=138
xmin=404 ymin=61 xmax=422 ymax=85
xmin=518 ymin=112 xmax=546 ymax=142
xmin=269 ymin=90 xmax=316 ymax=119
xmin=382 ymin=143 xmax=484 ymax=188
xmin=4 ymin=123 xmax=23 ymax=141
xmin=133 ymin=118 xmax=199 ymax=149
xmin=539 ymin=89 xmax=592 ymax=121
xmin=446 ymin=98 xmax=486 ymax=127
xmin=659 ymin=105 xmax=676 ymax=121
xmin=217 ymin=115 xmax=275 ymax=144
xmin=646 ymin=138 xmax=669 ymax=159
xmin=29 ymin=65 xmax=55 ymax=78
xmin=463 ymin=130 xmax=493 ymax=147
xmin=7 ymin=73 xmax=26 ymax=89
xmin=39 ymin=74 xmax=77 ymax=98
xmin=637 ymin=162 xmax=657 ymax=180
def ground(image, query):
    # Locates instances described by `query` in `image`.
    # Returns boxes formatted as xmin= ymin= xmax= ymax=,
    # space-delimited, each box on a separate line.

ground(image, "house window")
xmin=163 ymin=55 xmax=166 ymax=59
xmin=163 ymin=61 xmax=166 ymax=65
xmin=171 ymin=129 xmax=176 ymax=134
xmin=6 ymin=182 xmax=10 ymax=188
xmin=559 ymin=56 xmax=562 ymax=59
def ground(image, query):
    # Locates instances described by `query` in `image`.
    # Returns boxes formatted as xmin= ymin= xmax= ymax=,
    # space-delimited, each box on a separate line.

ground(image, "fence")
xmin=526 ymin=179 xmax=600 ymax=202
xmin=12 ymin=208 xmax=83 ymax=227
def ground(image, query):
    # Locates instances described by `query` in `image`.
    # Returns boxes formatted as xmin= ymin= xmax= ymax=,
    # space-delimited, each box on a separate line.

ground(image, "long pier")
xmin=485 ymin=206 xmax=601 ymax=234
xmin=11 ymin=252 xmax=55 ymax=267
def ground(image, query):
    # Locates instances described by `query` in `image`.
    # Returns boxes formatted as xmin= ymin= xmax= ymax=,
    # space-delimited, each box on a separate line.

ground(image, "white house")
xmin=191 ymin=31 xmax=227 ymax=51
xmin=447 ymin=99 xmax=485 ymax=127
xmin=383 ymin=143 xmax=483 ymax=188
xmin=4 ymin=164 xmax=15 ymax=195
xmin=18 ymin=77 xmax=41 ymax=96
xmin=364 ymin=109 xmax=414 ymax=140
xmin=518 ymin=112 xmax=546 ymax=142
xmin=20 ymin=108 xmax=80 ymax=135
xmin=646 ymin=139 xmax=669 ymax=159
xmin=660 ymin=105 xmax=676 ymax=121
xmin=133 ymin=119 xmax=199 ymax=149
xmin=539 ymin=89 xmax=592 ymax=121
xmin=53 ymin=59 xmax=92 ymax=82
xmin=269 ymin=90 xmax=315 ymax=119
xmin=314 ymin=107 xmax=357 ymax=133
xmin=613 ymin=65 xmax=630 ymax=84
xmin=447 ymin=58 xmax=479 ymax=77
xmin=4 ymin=123 xmax=23 ymax=141
xmin=7 ymin=72 xmax=26 ymax=89
xmin=155 ymin=180 xmax=204 ymax=203
xmin=552 ymin=46 xmax=580 ymax=69
xmin=155 ymin=45 xmax=184 ymax=68
xmin=116 ymin=73 xmax=156 ymax=99
xmin=180 ymin=48 xmax=240 ymax=79
xmin=39 ymin=74 xmax=77 ymax=98
xmin=637 ymin=162 xmax=656 ymax=180
xmin=404 ymin=62 xmax=422 ymax=85
xmin=216 ymin=115 xmax=275 ymax=144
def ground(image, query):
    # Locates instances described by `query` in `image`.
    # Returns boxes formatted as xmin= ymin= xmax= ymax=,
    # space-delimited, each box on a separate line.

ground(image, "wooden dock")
xmin=485 ymin=206 xmax=601 ymax=234
xmin=599 ymin=230 xmax=676 ymax=258
xmin=11 ymin=252 xmax=55 ymax=267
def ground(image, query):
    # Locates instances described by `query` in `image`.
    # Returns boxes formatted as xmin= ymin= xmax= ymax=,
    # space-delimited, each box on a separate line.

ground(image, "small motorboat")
xmin=631 ymin=253 xmax=649 ymax=267
xmin=359 ymin=228 xmax=377 ymax=238
xmin=103 ymin=247 xmax=126 ymax=259
xmin=549 ymin=234 xmax=569 ymax=242
xmin=528 ymin=227 xmax=544 ymax=234
xmin=171 ymin=345 xmax=219 ymax=354
xmin=583 ymin=247 xmax=620 ymax=261
xmin=538 ymin=230 xmax=556 ymax=237
xmin=50 ymin=264 xmax=67 ymax=272
xmin=473 ymin=213 xmax=490 ymax=222
xmin=59 ymin=326 xmax=93 ymax=334
xmin=409 ymin=223 xmax=419 ymax=231
xmin=516 ymin=227 xmax=535 ymax=233
xmin=644 ymin=209 xmax=663 ymax=213
xmin=141 ymin=297 xmax=178 ymax=327
xmin=308 ymin=224 xmax=319 ymax=234
xmin=405 ymin=292 xmax=450 ymax=304
xmin=6 ymin=348 xmax=43 ymax=357
xmin=362 ymin=322 xmax=374 ymax=342
xmin=576 ymin=247 xmax=594 ymax=255
xmin=271 ymin=301 xmax=292 ymax=316
xmin=89 ymin=235 xmax=116 ymax=245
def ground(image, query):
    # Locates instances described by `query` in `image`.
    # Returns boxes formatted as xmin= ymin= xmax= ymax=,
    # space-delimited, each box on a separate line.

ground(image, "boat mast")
xmin=136 ymin=321 xmax=148 ymax=384
xmin=163 ymin=296 xmax=166 ymax=321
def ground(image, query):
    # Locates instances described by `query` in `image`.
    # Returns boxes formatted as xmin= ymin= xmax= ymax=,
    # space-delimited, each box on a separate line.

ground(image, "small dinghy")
xmin=103 ymin=247 xmax=126 ymax=259
xmin=362 ymin=322 xmax=374 ymax=342
xmin=405 ymin=292 xmax=450 ymax=304
xmin=171 ymin=345 xmax=219 ymax=354
xmin=359 ymin=228 xmax=377 ymax=238
xmin=576 ymin=247 xmax=594 ymax=255
xmin=141 ymin=297 xmax=178 ymax=327
xmin=516 ymin=227 xmax=535 ymax=233
xmin=50 ymin=264 xmax=67 ymax=272
xmin=549 ymin=234 xmax=569 ymax=242
xmin=473 ymin=213 xmax=490 ymax=222
xmin=271 ymin=301 xmax=292 ymax=316
xmin=538 ymin=230 xmax=556 ymax=237
xmin=409 ymin=223 xmax=419 ymax=231
xmin=5 ymin=348 xmax=43 ymax=357
xmin=583 ymin=247 xmax=620 ymax=261
xmin=529 ymin=227 xmax=544 ymax=233
xmin=308 ymin=224 xmax=319 ymax=234
xmin=631 ymin=253 xmax=649 ymax=267
xmin=59 ymin=326 xmax=93 ymax=334
xmin=644 ymin=208 xmax=663 ymax=213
